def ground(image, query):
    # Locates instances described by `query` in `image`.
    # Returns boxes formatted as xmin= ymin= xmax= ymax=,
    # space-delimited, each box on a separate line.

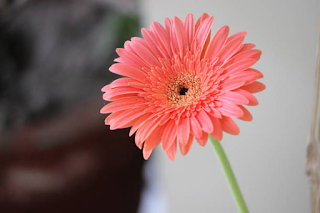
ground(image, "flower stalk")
xmin=209 ymin=135 xmax=249 ymax=213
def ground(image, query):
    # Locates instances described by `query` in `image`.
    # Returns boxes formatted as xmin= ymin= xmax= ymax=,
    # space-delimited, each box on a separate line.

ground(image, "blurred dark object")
xmin=0 ymin=0 xmax=144 ymax=212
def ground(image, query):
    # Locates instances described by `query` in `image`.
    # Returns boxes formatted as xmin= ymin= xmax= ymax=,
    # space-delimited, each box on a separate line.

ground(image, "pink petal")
xmin=235 ymin=89 xmax=259 ymax=106
xmin=162 ymin=120 xmax=178 ymax=151
xmin=203 ymin=25 xmax=229 ymax=60
xmin=166 ymin=141 xmax=177 ymax=161
xmin=109 ymin=63 xmax=145 ymax=81
xmin=217 ymin=101 xmax=244 ymax=117
xmin=144 ymin=125 xmax=164 ymax=152
xmin=129 ymin=113 xmax=152 ymax=136
xmin=101 ymin=84 xmax=111 ymax=92
xmin=109 ymin=78 xmax=131 ymax=88
xmin=104 ymin=111 xmax=124 ymax=125
xmin=150 ymin=22 xmax=171 ymax=56
xmin=173 ymin=16 xmax=187 ymax=56
xmin=190 ymin=116 xmax=202 ymax=138
xmin=184 ymin=14 xmax=195 ymax=46
xmin=103 ymin=86 xmax=144 ymax=101
xmin=143 ymin=149 xmax=153 ymax=160
xmin=100 ymin=98 xmax=143 ymax=113
xmin=196 ymin=110 xmax=214 ymax=133
xmin=218 ymin=91 xmax=249 ymax=105
xmin=178 ymin=116 xmax=190 ymax=145
xmin=240 ymin=43 xmax=256 ymax=52
xmin=227 ymin=70 xmax=261 ymax=84
xmin=194 ymin=17 xmax=214 ymax=50
xmin=196 ymin=132 xmax=208 ymax=146
xmin=247 ymin=68 xmax=264 ymax=79
xmin=130 ymin=40 xmax=161 ymax=67
xmin=241 ymin=82 xmax=266 ymax=93
xmin=141 ymin=28 xmax=164 ymax=58
xmin=195 ymin=13 xmax=210 ymax=30
xmin=220 ymin=79 xmax=246 ymax=91
xmin=237 ymin=106 xmax=253 ymax=121
xmin=109 ymin=108 xmax=146 ymax=130
xmin=226 ymin=31 xmax=247 ymax=43
xmin=116 ymin=45 xmax=149 ymax=69
xmin=210 ymin=117 xmax=223 ymax=141
xmin=179 ymin=135 xmax=194 ymax=156
xmin=217 ymin=36 xmax=245 ymax=64
xmin=220 ymin=116 xmax=240 ymax=135
xmin=232 ymin=49 xmax=262 ymax=62
xmin=136 ymin=117 xmax=161 ymax=143
xmin=225 ymin=59 xmax=258 ymax=75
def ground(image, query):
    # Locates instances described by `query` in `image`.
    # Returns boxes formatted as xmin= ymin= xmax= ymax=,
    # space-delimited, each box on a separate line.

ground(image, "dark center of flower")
xmin=165 ymin=73 xmax=202 ymax=106
xmin=179 ymin=87 xmax=188 ymax=95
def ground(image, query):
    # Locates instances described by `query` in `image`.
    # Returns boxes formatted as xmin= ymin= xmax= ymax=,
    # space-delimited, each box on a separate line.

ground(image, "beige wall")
xmin=141 ymin=0 xmax=320 ymax=212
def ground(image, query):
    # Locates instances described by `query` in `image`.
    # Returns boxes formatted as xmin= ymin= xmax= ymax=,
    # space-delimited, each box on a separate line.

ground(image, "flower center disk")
xmin=166 ymin=73 xmax=202 ymax=106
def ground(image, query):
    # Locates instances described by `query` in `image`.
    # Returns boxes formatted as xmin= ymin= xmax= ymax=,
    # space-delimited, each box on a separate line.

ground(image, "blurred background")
xmin=0 ymin=0 xmax=319 ymax=213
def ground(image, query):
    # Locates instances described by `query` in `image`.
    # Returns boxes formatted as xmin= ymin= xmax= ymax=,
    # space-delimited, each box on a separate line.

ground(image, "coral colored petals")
xmin=190 ymin=116 xmax=203 ymax=138
xmin=143 ymin=149 xmax=153 ymax=160
xmin=129 ymin=113 xmax=152 ymax=136
xmin=109 ymin=108 xmax=146 ymax=130
xmin=100 ymin=98 xmax=144 ymax=113
xmin=218 ymin=91 xmax=249 ymax=105
xmin=196 ymin=132 xmax=208 ymax=146
xmin=220 ymin=116 xmax=240 ymax=135
xmin=194 ymin=17 xmax=214 ymax=50
xmin=130 ymin=41 xmax=161 ymax=67
xmin=195 ymin=13 xmax=210 ymax=30
xmin=240 ymin=43 xmax=256 ymax=52
xmin=136 ymin=118 xmax=161 ymax=143
xmin=173 ymin=17 xmax=188 ymax=55
xmin=101 ymin=84 xmax=111 ymax=92
xmin=237 ymin=106 xmax=253 ymax=121
xmin=178 ymin=116 xmax=190 ymax=145
xmin=203 ymin=25 xmax=229 ymax=60
xmin=226 ymin=31 xmax=247 ymax=43
xmin=116 ymin=47 xmax=149 ymax=69
xmin=247 ymin=68 xmax=264 ymax=79
xmin=220 ymin=79 xmax=246 ymax=91
xmin=162 ymin=120 xmax=178 ymax=151
xmin=241 ymin=82 xmax=266 ymax=93
xmin=100 ymin=13 xmax=265 ymax=160
xmin=109 ymin=63 xmax=145 ymax=81
xmin=179 ymin=135 xmax=194 ymax=155
xmin=217 ymin=101 xmax=244 ymax=117
xmin=211 ymin=107 xmax=222 ymax=119
xmin=109 ymin=78 xmax=132 ymax=88
xmin=103 ymin=86 xmax=144 ymax=100
xmin=225 ymin=59 xmax=258 ymax=75
xmin=235 ymin=89 xmax=259 ymax=106
xmin=150 ymin=22 xmax=171 ymax=56
xmin=184 ymin=14 xmax=195 ymax=45
xmin=144 ymin=125 xmax=164 ymax=152
xmin=217 ymin=36 xmax=245 ymax=64
xmin=226 ymin=71 xmax=261 ymax=84
xmin=104 ymin=111 xmax=124 ymax=125
xmin=196 ymin=110 xmax=213 ymax=133
xmin=210 ymin=117 xmax=223 ymax=141
xmin=232 ymin=49 xmax=262 ymax=62
xmin=166 ymin=140 xmax=177 ymax=161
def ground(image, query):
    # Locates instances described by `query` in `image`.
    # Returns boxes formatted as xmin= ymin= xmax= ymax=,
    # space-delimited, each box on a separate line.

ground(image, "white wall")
xmin=140 ymin=0 xmax=320 ymax=212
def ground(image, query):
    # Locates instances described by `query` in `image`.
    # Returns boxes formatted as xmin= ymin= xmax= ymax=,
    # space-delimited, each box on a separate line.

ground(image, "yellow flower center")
xmin=166 ymin=73 xmax=202 ymax=106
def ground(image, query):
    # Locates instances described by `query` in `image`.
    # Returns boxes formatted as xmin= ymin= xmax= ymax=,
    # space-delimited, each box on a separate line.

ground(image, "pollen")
xmin=166 ymin=73 xmax=202 ymax=106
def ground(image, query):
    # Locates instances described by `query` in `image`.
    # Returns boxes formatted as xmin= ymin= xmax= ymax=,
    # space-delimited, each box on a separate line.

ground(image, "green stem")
xmin=209 ymin=135 xmax=249 ymax=213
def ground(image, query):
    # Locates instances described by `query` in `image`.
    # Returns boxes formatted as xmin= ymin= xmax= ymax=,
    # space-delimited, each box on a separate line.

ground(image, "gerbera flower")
xmin=101 ymin=13 xmax=265 ymax=161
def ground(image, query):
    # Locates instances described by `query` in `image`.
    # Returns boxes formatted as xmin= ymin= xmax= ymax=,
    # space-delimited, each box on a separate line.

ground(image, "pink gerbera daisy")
xmin=101 ymin=13 xmax=265 ymax=160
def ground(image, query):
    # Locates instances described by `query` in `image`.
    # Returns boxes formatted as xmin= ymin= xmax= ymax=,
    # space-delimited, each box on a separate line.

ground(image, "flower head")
xmin=101 ymin=13 xmax=265 ymax=160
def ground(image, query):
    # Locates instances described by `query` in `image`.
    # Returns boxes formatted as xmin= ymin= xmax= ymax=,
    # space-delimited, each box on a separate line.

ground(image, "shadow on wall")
xmin=0 ymin=0 xmax=144 ymax=212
